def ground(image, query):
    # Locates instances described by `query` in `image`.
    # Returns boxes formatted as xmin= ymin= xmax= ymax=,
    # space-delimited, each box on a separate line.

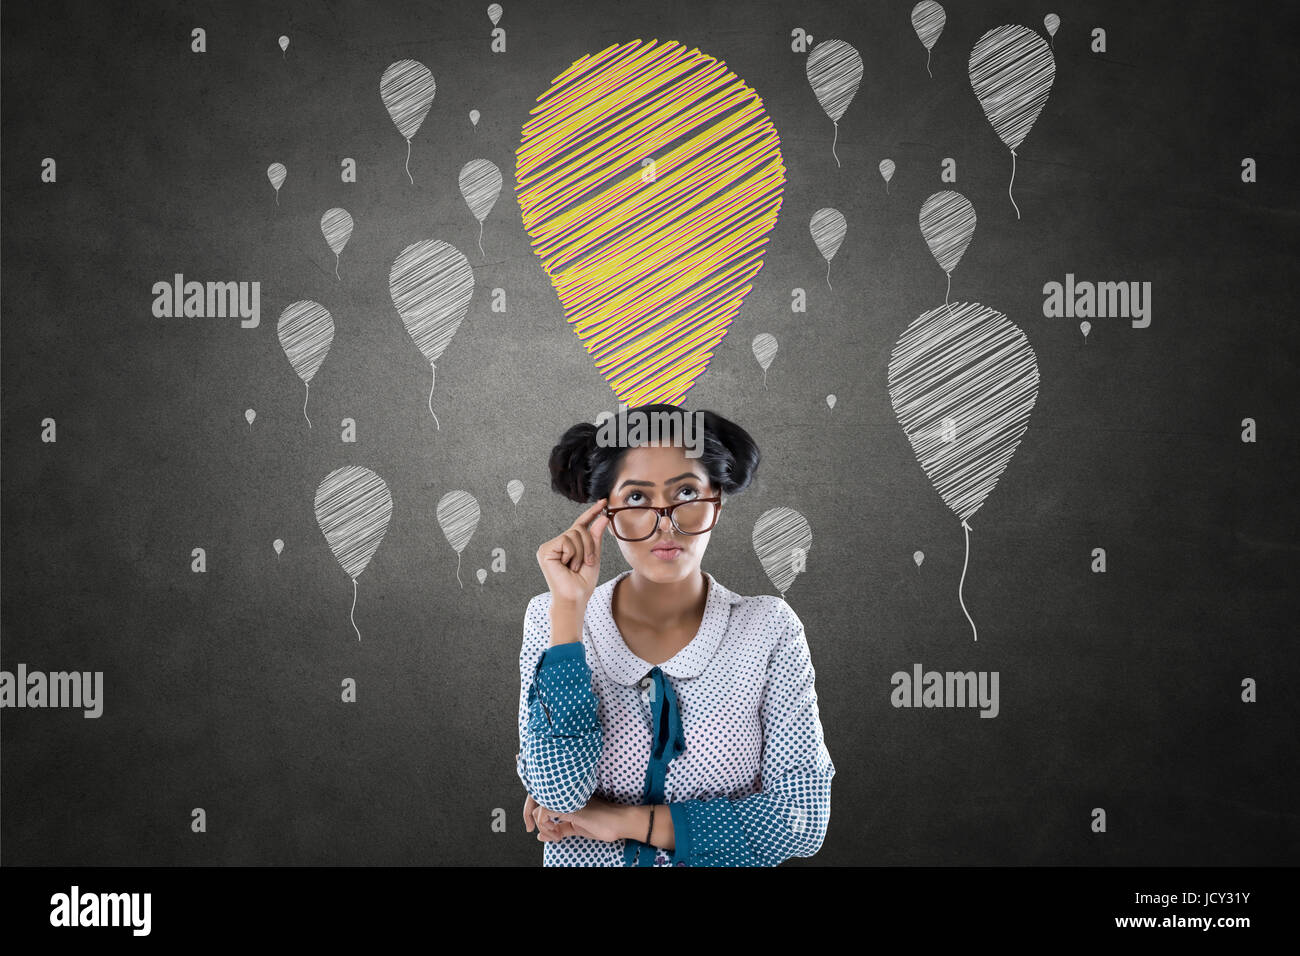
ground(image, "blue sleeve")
xmin=667 ymin=600 xmax=835 ymax=866
xmin=515 ymin=594 xmax=603 ymax=813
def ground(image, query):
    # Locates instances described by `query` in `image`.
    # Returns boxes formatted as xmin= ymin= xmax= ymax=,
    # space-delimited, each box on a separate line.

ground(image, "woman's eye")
xmin=626 ymin=486 xmax=698 ymax=505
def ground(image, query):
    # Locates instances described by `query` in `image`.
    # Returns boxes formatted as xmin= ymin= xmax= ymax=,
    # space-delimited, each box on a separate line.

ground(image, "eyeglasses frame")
xmin=602 ymin=495 xmax=723 ymax=542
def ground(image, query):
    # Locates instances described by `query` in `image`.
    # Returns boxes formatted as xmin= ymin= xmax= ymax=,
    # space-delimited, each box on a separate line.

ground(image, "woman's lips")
xmin=650 ymin=544 xmax=683 ymax=560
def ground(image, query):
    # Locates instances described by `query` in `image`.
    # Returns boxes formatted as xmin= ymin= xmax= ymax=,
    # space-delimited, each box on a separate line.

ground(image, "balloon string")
xmin=885 ymin=180 xmax=890 ymax=195
xmin=428 ymin=364 xmax=441 ymax=430
xmin=945 ymin=271 xmax=951 ymax=308
xmin=959 ymin=521 xmax=978 ymax=642
xmin=762 ymin=368 xmax=768 ymax=390
xmin=478 ymin=221 xmax=485 ymax=260
xmin=350 ymin=577 xmax=361 ymax=642
xmin=1009 ymin=149 xmax=1021 ymax=220
xmin=831 ymin=121 xmax=841 ymax=168
xmin=405 ymin=138 xmax=414 ymax=185
xmin=456 ymin=551 xmax=463 ymax=589
xmin=335 ymin=254 xmax=341 ymax=281
xmin=926 ymin=48 xmax=932 ymax=78
xmin=825 ymin=260 xmax=832 ymax=291
xmin=303 ymin=382 xmax=312 ymax=429
xmin=275 ymin=190 xmax=279 ymax=207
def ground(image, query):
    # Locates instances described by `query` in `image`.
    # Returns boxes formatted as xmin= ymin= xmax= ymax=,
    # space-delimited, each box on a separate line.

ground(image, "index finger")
xmin=572 ymin=497 xmax=608 ymax=529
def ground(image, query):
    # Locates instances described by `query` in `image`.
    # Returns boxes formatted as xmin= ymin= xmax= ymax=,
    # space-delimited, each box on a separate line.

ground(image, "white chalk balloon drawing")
xmin=469 ymin=109 xmax=480 ymax=126
xmin=476 ymin=568 xmax=487 ymax=588
xmin=751 ymin=333 xmax=778 ymax=390
xmin=507 ymin=479 xmax=524 ymax=523
xmin=321 ymin=208 xmax=354 ymax=280
xmin=389 ymin=239 xmax=475 ymax=429
xmin=913 ymin=550 xmax=924 ymax=569
xmin=1080 ymin=320 xmax=1091 ymax=341
xmin=380 ymin=60 xmax=436 ymax=185
xmin=910 ymin=2 xmax=946 ymax=77
xmin=878 ymin=159 xmax=896 ymax=194
xmin=277 ymin=300 xmax=334 ymax=428
xmin=810 ymin=207 xmax=846 ymax=290
xmin=1044 ymin=14 xmax=1060 ymax=49
xmin=487 ymin=4 xmax=502 ymax=25
xmin=969 ymin=25 xmax=1055 ymax=220
xmin=245 ymin=408 xmax=256 ymax=427
xmin=887 ymin=302 xmax=1040 ymax=641
xmin=315 ymin=466 xmax=394 ymax=642
xmin=267 ymin=163 xmax=286 ymax=205
xmin=273 ymin=538 xmax=285 ymax=557
xmin=459 ymin=159 xmax=503 ymax=260
xmin=278 ymin=35 xmax=289 ymax=58
xmin=805 ymin=39 xmax=862 ymax=168
xmin=918 ymin=191 xmax=976 ymax=307
xmin=826 ymin=394 xmax=836 ymax=410
xmin=437 ymin=490 xmax=480 ymax=588
xmin=753 ymin=507 xmax=813 ymax=599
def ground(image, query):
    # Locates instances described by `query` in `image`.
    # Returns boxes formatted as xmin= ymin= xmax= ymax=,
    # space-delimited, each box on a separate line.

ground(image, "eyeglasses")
xmin=602 ymin=495 xmax=722 ymax=542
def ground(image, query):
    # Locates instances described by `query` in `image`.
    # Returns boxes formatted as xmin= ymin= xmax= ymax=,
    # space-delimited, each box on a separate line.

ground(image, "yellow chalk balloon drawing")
xmin=516 ymin=39 xmax=786 ymax=406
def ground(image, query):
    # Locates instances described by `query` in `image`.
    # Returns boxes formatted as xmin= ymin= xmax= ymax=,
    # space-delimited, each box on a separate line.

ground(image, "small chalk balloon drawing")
xmin=805 ymin=38 xmax=862 ymax=168
xmin=267 ymin=163 xmax=286 ymax=205
xmin=810 ymin=207 xmax=846 ymax=290
xmin=277 ymin=300 xmax=335 ymax=428
xmin=459 ymin=159 xmax=503 ymax=260
xmin=969 ymin=25 xmax=1055 ymax=220
xmin=380 ymin=59 xmax=436 ymax=185
xmin=753 ymin=508 xmax=813 ymax=599
xmin=751 ymin=333 xmax=777 ymax=389
xmin=918 ymin=190 xmax=976 ymax=308
xmin=879 ymin=159 xmax=896 ymax=194
xmin=315 ymin=466 xmax=394 ymax=642
xmin=507 ymin=479 xmax=524 ymax=524
xmin=321 ymin=208 xmax=354 ymax=280
xmin=436 ymin=490 xmax=480 ymax=588
xmin=389 ymin=239 xmax=475 ymax=430
xmin=910 ymin=2 xmax=946 ymax=78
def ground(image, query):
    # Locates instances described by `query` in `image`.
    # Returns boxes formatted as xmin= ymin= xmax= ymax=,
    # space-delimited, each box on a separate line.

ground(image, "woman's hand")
xmin=522 ymin=792 xmax=635 ymax=844
xmin=523 ymin=793 xmax=578 ymax=842
xmin=555 ymin=795 xmax=635 ymax=844
xmin=536 ymin=497 xmax=610 ymax=608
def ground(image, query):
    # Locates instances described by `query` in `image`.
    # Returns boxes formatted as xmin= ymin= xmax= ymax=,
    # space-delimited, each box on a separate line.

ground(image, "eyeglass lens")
xmin=612 ymin=500 xmax=717 ymax=540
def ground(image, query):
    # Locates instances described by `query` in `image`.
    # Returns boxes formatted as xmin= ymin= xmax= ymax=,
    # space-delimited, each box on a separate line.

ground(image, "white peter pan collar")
xmin=586 ymin=569 xmax=745 ymax=685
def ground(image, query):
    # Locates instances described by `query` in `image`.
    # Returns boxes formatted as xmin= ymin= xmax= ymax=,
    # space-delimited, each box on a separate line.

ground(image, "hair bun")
xmin=701 ymin=409 xmax=761 ymax=495
xmin=548 ymin=421 xmax=599 ymax=503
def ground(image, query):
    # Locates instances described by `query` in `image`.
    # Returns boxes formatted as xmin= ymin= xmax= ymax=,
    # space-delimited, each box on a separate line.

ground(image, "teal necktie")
xmin=624 ymin=666 xmax=685 ymax=866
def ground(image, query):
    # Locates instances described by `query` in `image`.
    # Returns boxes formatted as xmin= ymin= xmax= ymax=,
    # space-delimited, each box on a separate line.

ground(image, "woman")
xmin=515 ymin=403 xmax=835 ymax=866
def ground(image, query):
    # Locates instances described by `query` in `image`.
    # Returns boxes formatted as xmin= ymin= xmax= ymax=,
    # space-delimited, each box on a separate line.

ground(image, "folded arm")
xmin=516 ymin=595 xmax=603 ymax=813
xmin=665 ymin=601 xmax=835 ymax=866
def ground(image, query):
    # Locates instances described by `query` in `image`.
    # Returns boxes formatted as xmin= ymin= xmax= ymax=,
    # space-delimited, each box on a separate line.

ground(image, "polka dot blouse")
xmin=515 ymin=569 xmax=836 ymax=866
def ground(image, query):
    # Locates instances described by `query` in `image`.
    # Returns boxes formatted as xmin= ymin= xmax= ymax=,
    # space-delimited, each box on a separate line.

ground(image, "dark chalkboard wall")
xmin=2 ymin=0 xmax=1297 ymax=866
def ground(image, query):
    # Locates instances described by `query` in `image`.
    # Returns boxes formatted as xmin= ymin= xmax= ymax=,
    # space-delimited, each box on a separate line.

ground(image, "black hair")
xmin=548 ymin=403 xmax=761 ymax=505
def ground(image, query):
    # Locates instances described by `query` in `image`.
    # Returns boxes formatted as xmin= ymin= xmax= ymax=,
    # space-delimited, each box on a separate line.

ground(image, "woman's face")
xmin=604 ymin=442 xmax=717 ymax=583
